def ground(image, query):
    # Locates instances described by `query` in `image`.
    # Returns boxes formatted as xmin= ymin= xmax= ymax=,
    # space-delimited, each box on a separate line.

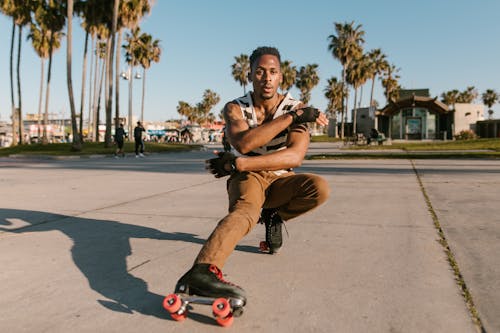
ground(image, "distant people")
xmin=134 ymin=121 xmax=146 ymax=157
xmin=180 ymin=128 xmax=193 ymax=144
xmin=367 ymin=128 xmax=380 ymax=145
xmin=114 ymin=123 xmax=127 ymax=158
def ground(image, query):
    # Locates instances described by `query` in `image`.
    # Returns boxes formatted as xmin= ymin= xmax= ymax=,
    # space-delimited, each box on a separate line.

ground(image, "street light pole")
xmin=121 ymin=66 xmax=141 ymax=137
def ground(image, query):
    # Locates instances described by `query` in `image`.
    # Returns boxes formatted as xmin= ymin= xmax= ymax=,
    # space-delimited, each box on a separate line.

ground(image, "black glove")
xmin=289 ymin=107 xmax=320 ymax=124
xmin=206 ymin=152 xmax=238 ymax=178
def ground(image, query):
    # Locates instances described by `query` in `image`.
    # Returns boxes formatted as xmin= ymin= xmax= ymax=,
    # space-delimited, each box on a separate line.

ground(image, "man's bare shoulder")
xmin=224 ymin=101 xmax=243 ymax=122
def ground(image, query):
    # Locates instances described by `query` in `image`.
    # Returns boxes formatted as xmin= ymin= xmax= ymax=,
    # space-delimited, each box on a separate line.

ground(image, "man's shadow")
xmin=0 ymin=208 xmax=257 ymax=321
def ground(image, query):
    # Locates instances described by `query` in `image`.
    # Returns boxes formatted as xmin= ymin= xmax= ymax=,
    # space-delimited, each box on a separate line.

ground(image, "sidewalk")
xmin=1 ymin=146 xmax=498 ymax=332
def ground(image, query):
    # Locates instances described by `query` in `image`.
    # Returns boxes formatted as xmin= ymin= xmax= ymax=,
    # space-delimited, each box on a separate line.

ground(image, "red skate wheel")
xmin=259 ymin=241 xmax=269 ymax=252
xmin=212 ymin=298 xmax=231 ymax=318
xmin=170 ymin=311 xmax=187 ymax=321
xmin=216 ymin=313 xmax=234 ymax=327
xmin=163 ymin=294 xmax=181 ymax=313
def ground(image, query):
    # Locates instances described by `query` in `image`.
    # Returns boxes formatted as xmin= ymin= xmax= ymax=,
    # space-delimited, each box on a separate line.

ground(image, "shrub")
xmin=454 ymin=130 xmax=477 ymax=140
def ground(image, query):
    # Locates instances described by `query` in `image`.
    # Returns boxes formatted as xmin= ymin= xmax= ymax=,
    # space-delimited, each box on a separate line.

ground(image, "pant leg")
xmin=263 ymin=173 xmax=330 ymax=221
xmin=135 ymin=140 xmax=140 ymax=154
xmin=195 ymin=171 xmax=271 ymax=268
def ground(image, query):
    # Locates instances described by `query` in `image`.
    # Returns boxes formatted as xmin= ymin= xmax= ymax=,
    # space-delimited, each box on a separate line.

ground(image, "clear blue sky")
xmin=1 ymin=0 xmax=499 ymax=123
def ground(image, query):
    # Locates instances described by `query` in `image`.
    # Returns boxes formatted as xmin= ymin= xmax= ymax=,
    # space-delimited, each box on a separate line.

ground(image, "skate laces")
xmin=209 ymin=265 xmax=239 ymax=288
xmin=260 ymin=209 xmax=289 ymax=238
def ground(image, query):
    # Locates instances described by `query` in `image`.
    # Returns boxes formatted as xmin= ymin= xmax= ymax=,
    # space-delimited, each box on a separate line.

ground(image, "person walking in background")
xmin=170 ymin=46 xmax=330 ymax=306
xmin=134 ymin=121 xmax=146 ymax=158
xmin=114 ymin=123 xmax=127 ymax=158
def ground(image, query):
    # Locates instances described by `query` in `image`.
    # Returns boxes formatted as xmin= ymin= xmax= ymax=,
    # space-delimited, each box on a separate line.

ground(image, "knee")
xmin=308 ymin=175 xmax=330 ymax=206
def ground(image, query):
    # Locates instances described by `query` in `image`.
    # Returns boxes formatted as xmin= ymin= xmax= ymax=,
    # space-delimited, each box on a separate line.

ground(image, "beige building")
xmin=453 ymin=103 xmax=485 ymax=133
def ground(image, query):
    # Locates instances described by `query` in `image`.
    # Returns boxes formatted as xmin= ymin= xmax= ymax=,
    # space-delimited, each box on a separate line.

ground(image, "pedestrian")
xmin=172 ymin=46 xmax=330 ymax=306
xmin=114 ymin=123 xmax=127 ymax=158
xmin=134 ymin=121 xmax=145 ymax=157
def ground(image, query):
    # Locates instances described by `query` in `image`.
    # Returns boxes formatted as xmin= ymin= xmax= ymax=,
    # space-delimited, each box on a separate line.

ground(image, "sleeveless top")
xmin=230 ymin=92 xmax=302 ymax=175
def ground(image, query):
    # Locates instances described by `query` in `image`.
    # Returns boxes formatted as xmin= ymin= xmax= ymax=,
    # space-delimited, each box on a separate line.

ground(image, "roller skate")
xmin=258 ymin=208 xmax=284 ymax=254
xmin=163 ymin=264 xmax=246 ymax=327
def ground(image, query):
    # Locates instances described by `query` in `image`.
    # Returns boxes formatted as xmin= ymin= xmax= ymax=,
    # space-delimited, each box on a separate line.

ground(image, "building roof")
xmin=380 ymin=95 xmax=450 ymax=116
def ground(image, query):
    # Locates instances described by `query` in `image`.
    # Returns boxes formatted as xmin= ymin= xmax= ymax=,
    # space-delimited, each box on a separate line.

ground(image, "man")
xmin=114 ymin=123 xmax=127 ymax=158
xmin=173 ymin=47 xmax=330 ymax=305
xmin=134 ymin=121 xmax=145 ymax=157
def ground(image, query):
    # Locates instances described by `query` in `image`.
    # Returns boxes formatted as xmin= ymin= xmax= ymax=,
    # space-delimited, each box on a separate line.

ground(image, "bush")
xmin=454 ymin=130 xmax=477 ymax=140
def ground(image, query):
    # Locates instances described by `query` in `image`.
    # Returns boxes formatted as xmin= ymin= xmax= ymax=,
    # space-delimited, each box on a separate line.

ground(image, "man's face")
xmin=250 ymin=54 xmax=282 ymax=100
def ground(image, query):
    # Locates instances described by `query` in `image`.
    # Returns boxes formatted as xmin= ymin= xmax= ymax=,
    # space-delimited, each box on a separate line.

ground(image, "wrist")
xmin=231 ymin=157 xmax=239 ymax=172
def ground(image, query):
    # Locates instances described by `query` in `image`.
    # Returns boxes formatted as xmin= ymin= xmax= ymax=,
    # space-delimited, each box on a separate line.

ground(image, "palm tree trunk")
xmin=79 ymin=31 xmax=89 ymax=142
xmin=16 ymin=25 xmax=24 ymax=144
xmin=370 ymin=76 xmax=378 ymax=129
xmin=105 ymin=0 xmax=119 ymax=147
xmin=66 ymin=0 xmax=81 ymax=151
xmin=114 ymin=29 xmax=122 ymax=128
xmin=9 ymin=19 xmax=17 ymax=146
xmin=104 ymin=36 xmax=113 ymax=147
xmin=87 ymin=37 xmax=96 ymax=140
xmin=42 ymin=33 xmax=54 ymax=145
xmin=353 ymin=87 xmax=358 ymax=134
xmin=340 ymin=66 xmax=346 ymax=139
xmin=37 ymin=58 xmax=45 ymax=142
xmin=91 ymin=42 xmax=101 ymax=141
xmin=93 ymin=56 xmax=106 ymax=142
xmin=140 ymin=68 xmax=146 ymax=123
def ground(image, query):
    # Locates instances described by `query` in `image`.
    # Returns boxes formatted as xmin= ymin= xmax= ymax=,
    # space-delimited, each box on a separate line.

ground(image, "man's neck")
xmin=251 ymin=92 xmax=284 ymax=114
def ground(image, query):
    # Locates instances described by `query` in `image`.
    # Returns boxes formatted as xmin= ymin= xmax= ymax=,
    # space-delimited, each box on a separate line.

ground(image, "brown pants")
xmin=195 ymin=171 xmax=330 ymax=268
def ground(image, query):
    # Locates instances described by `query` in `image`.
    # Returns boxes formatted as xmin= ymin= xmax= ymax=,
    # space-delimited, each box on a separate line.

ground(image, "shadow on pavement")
xmin=0 ymin=208 xmax=258 ymax=321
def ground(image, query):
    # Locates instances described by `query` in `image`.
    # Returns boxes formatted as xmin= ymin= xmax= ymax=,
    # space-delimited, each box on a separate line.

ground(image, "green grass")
xmin=307 ymin=137 xmax=500 ymax=159
xmin=351 ymin=138 xmax=500 ymax=151
xmin=310 ymin=135 xmax=343 ymax=143
xmin=0 ymin=142 xmax=201 ymax=157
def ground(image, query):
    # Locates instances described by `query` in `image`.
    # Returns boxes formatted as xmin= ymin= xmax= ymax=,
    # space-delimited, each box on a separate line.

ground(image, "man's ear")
xmin=247 ymin=71 xmax=252 ymax=82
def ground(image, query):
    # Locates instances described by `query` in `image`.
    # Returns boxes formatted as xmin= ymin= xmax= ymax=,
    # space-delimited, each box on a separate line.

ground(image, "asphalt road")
xmin=0 ymin=143 xmax=498 ymax=332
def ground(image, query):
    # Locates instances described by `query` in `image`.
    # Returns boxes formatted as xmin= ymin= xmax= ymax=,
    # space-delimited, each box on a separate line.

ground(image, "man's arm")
xmin=234 ymin=124 xmax=310 ymax=172
xmin=224 ymin=101 xmax=294 ymax=155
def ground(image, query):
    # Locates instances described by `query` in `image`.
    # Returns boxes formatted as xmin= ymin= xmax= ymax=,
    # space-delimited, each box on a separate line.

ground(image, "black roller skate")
xmin=163 ymin=264 xmax=246 ymax=327
xmin=259 ymin=208 xmax=284 ymax=254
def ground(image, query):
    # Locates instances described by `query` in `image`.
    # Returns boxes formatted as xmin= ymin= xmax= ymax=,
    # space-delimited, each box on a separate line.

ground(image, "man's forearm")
xmin=231 ymin=113 xmax=294 ymax=154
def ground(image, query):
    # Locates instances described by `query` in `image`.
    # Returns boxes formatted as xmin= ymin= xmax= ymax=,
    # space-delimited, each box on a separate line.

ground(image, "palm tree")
xmin=28 ymin=20 xmax=50 ymax=142
xmin=34 ymin=1 xmax=65 ymax=144
xmin=440 ymin=89 xmax=460 ymax=109
xmin=458 ymin=86 xmax=478 ymax=104
xmin=66 ymin=0 xmax=82 ymax=150
xmin=1 ymin=0 xmax=32 ymax=145
xmin=116 ymin=0 xmax=151 ymax=129
xmin=123 ymin=27 xmax=142 ymax=135
xmin=366 ymin=48 xmax=388 ymax=129
xmin=231 ymin=54 xmax=250 ymax=94
xmin=295 ymin=64 xmax=320 ymax=105
xmin=137 ymin=32 xmax=161 ymax=123
xmin=482 ymin=89 xmax=498 ymax=119
xmin=381 ymin=63 xmax=400 ymax=103
xmin=324 ymin=76 xmax=344 ymax=137
xmin=196 ymin=89 xmax=220 ymax=126
xmin=102 ymin=0 xmax=121 ymax=148
xmin=177 ymin=101 xmax=195 ymax=122
xmin=328 ymin=21 xmax=365 ymax=138
xmin=346 ymin=54 xmax=370 ymax=134
xmin=280 ymin=60 xmax=296 ymax=93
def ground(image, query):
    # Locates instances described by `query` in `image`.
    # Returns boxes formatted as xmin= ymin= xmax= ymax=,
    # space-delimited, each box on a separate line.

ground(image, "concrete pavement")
xmin=1 ymin=143 xmax=498 ymax=332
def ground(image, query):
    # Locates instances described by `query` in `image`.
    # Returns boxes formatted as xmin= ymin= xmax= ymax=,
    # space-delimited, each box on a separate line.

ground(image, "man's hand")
xmin=289 ymin=107 xmax=329 ymax=126
xmin=205 ymin=151 xmax=238 ymax=178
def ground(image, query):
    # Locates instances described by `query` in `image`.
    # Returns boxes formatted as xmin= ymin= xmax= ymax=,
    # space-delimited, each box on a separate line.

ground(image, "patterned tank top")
xmin=231 ymin=92 xmax=302 ymax=174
